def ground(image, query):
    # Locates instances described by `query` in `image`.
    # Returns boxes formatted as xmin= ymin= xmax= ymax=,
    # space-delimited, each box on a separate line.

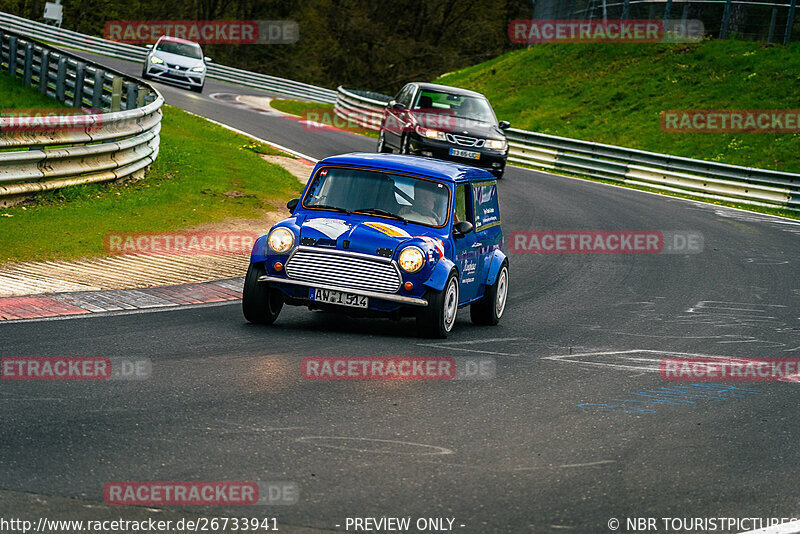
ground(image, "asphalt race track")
xmin=1 ymin=52 xmax=799 ymax=533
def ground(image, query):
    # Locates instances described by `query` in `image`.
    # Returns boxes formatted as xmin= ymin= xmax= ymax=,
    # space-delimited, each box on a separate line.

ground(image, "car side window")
xmin=455 ymin=184 xmax=470 ymax=223
xmin=398 ymin=85 xmax=415 ymax=107
xmin=472 ymin=181 xmax=500 ymax=231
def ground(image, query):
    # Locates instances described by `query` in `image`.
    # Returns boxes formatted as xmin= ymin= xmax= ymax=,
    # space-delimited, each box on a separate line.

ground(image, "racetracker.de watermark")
xmin=510 ymin=230 xmax=703 ymax=254
xmin=104 ymin=20 xmax=298 ymax=44
xmin=661 ymin=110 xmax=800 ymax=133
xmin=0 ymin=109 xmax=103 ymax=132
xmin=661 ymin=358 xmax=800 ymax=381
xmin=103 ymin=481 xmax=298 ymax=505
xmin=1 ymin=357 xmax=151 ymax=380
xmin=508 ymin=19 xmax=704 ymax=44
xmin=301 ymin=357 xmax=495 ymax=381
xmin=104 ymin=232 xmax=257 ymax=255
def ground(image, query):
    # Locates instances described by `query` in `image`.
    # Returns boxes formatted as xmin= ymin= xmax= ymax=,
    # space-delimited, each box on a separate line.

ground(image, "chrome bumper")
xmin=258 ymin=275 xmax=428 ymax=307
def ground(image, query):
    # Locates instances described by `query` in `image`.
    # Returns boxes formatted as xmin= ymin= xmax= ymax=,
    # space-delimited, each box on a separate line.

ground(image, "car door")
xmin=451 ymin=182 xmax=485 ymax=304
xmin=383 ymin=84 xmax=414 ymax=149
xmin=471 ymin=178 xmax=502 ymax=291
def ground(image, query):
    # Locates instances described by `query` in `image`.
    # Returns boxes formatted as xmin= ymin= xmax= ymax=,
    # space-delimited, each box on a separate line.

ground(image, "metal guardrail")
xmin=0 ymin=11 xmax=337 ymax=104
xmin=0 ymin=29 xmax=163 ymax=206
xmin=334 ymin=86 xmax=800 ymax=212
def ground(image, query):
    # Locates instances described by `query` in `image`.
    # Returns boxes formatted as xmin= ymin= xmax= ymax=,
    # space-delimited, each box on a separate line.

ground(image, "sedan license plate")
xmin=449 ymin=148 xmax=480 ymax=160
xmin=310 ymin=288 xmax=368 ymax=308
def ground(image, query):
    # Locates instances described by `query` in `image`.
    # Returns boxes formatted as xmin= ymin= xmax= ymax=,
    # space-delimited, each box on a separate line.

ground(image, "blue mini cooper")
xmin=242 ymin=153 xmax=508 ymax=338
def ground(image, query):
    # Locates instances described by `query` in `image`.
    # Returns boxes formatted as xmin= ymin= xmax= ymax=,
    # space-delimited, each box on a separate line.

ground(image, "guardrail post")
xmin=55 ymin=56 xmax=67 ymax=103
xmin=110 ymin=76 xmax=123 ymax=111
xmin=663 ymin=0 xmax=673 ymax=23
xmin=125 ymin=82 xmax=137 ymax=110
xmin=74 ymin=62 xmax=85 ymax=108
xmin=23 ymin=42 xmax=33 ymax=86
xmin=785 ymin=0 xmax=797 ymax=45
xmin=136 ymin=87 xmax=146 ymax=108
xmin=768 ymin=7 xmax=778 ymax=42
xmin=8 ymin=36 xmax=17 ymax=76
xmin=92 ymin=68 xmax=105 ymax=110
xmin=621 ymin=0 xmax=630 ymax=20
xmin=720 ymin=0 xmax=733 ymax=39
xmin=38 ymin=49 xmax=50 ymax=94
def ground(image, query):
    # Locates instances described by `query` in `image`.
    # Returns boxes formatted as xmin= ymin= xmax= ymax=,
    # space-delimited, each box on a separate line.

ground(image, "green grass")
xmin=0 ymin=105 xmax=303 ymax=263
xmin=436 ymin=39 xmax=800 ymax=174
xmin=270 ymin=98 xmax=379 ymax=138
xmin=0 ymin=73 xmax=70 ymax=109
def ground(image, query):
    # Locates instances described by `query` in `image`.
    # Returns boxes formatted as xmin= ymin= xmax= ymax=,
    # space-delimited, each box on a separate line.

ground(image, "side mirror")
xmin=286 ymin=198 xmax=299 ymax=212
xmin=453 ymin=220 xmax=474 ymax=238
xmin=204 ymin=56 xmax=213 ymax=63
xmin=145 ymin=44 xmax=153 ymax=49
xmin=392 ymin=102 xmax=407 ymax=111
xmin=498 ymin=120 xmax=510 ymax=130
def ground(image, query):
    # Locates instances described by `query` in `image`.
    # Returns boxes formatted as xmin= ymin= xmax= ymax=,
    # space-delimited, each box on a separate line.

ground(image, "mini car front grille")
xmin=167 ymin=63 xmax=187 ymax=71
xmin=285 ymin=247 xmax=401 ymax=293
xmin=445 ymin=133 xmax=485 ymax=148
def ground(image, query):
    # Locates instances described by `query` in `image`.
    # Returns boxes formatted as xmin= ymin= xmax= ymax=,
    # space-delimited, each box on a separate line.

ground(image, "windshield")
xmin=303 ymin=167 xmax=451 ymax=227
xmin=412 ymin=90 xmax=496 ymax=125
xmin=155 ymin=41 xmax=203 ymax=59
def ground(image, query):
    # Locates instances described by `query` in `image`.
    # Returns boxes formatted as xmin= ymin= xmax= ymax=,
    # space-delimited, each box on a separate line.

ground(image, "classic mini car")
xmin=242 ymin=153 xmax=508 ymax=338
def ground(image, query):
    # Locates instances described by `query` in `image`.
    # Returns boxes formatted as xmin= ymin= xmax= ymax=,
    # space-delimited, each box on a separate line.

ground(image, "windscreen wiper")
xmin=353 ymin=208 xmax=408 ymax=223
xmin=310 ymin=204 xmax=351 ymax=214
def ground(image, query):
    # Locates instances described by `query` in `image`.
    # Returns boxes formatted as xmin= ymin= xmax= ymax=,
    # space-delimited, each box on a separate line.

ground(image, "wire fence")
xmin=532 ymin=0 xmax=798 ymax=44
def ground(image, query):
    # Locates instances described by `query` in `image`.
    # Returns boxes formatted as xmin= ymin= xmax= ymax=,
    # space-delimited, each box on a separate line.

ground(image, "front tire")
xmin=416 ymin=271 xmax=459 ymax=338
xmin=377 ymin=131 xmax=392 ymax=153
xmin=191 ymin=83 xmax=204 ymax=94
xmin=242 ymin=263 xmax=283 ymax=325
xmin=399 ymin=134 xmax=410 ymax=154
xmin=470 ymin=261 xmax=508 ymax=325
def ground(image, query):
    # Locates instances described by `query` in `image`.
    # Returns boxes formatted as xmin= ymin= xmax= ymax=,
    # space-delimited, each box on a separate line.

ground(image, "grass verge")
xmin=436 ymin=39 xmax=800 ymax=174
xmin=0 ymin=73 xmax=71 ymax=109
xmin=0 ymin=104 xmax=303 ymax=263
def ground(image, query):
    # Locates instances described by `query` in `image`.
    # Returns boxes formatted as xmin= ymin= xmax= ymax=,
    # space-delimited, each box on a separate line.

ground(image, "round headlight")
xmin=268 ymin=228 xmax=295 ymax=253
xmin=398 ymin=246 xmax=425 ymax=273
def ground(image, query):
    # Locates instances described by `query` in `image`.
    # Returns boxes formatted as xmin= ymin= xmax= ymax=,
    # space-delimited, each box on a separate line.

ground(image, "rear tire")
xmin=243 ymin=263 xmax=283 ymax=325
xmin=470 ymin=261 xmax=508 ymax=325
xmin=416 ymin=271 xmax=459 ymax=338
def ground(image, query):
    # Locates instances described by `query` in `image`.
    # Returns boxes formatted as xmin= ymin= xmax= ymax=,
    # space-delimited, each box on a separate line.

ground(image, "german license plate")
xmin=449 ymin=148 xmax=480 ymax=160
xmin=310 ymin=288 xmax=368 ymax=308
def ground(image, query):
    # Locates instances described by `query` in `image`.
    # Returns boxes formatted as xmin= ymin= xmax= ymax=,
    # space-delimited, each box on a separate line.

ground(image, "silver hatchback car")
xmin=141 ymin=36 xmax=210 ymax=93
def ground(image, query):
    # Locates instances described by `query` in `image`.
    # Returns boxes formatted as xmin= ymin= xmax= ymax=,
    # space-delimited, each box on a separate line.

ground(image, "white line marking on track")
xmin=0 ymin=299 xmax=238 ymax=324
xmin=416 ymin=343 xmax=520 ymax=356
xmin=295 ymin=436 xmax=453 ymax=455
xmin=739 ymin=520 xmax=800 ymax=534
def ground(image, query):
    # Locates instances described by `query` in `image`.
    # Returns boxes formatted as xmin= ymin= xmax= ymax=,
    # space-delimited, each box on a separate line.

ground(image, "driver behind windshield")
xmin=401 ymin=180 xmax=447 ymax=226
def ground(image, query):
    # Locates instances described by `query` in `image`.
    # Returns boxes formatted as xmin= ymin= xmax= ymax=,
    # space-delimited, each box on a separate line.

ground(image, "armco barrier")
xmin=0 ymin=11 xmax=337 ymax=103
xmin=333 ymin=86 xmax=800 ymax=212
xmin=0 ymin=29 xmax=163 ymax=206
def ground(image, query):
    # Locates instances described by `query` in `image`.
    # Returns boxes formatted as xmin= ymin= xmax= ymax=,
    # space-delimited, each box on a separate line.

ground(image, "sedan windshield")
xmin=412 ymin=90 xmax=496 ymax=125
xmin=303 ymin=167 xmax=451 ymax=227
xmin=155 ymin=41 xmax=203 ymax=59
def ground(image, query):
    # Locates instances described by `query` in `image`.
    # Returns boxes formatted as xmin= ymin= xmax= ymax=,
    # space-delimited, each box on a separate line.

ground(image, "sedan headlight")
xmin=485 ymin=139 xmax=507 ymax=150
xmin=149 ymin=56 xmax=164 ymax=64
xmin=191 ymin=65 xmax=205 ymax=72
xmin=398 ymin=246 xmax=425 ymax=273
xmin=268 ymin=228 xmax=295 ymax=253
xmin=417 ymin=126 xmax=446 ymax=141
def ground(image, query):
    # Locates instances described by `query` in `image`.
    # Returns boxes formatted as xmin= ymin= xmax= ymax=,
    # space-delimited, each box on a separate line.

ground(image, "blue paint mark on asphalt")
xmin=578 ymin=383 xmax=761 ymax=414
